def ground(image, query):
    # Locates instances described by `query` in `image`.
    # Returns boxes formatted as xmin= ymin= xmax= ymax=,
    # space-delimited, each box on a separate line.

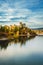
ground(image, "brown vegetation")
xmin=0 ymin=22 xmax=37 ymax=39
xmin=32 ymin=30 xmax=43 ymax=35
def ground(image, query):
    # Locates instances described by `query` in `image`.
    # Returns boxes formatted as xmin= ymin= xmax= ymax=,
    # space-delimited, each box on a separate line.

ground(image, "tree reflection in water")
xmin=0 ymin=40 xmax=10 ymax=49
xmin=0 ymin=36 xmax=35 ymax=49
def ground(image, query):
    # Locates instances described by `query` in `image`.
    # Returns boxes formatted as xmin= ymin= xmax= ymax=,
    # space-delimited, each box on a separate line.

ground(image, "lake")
xmin=0 ymin=36 xmax=43 ymax=65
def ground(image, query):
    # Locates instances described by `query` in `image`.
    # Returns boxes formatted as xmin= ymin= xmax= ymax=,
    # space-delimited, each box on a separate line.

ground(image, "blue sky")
xmin=0 ymin=0 xmax=43 ymax=28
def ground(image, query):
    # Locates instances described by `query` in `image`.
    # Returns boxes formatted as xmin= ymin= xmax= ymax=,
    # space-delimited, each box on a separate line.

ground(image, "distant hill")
xmin=31 ymin=28 xmax=43 ymax=30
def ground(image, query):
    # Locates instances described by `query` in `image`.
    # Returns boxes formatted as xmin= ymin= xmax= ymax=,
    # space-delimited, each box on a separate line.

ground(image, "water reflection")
xmin=0 ymin=36 xmax=35 ymax=49
xmin=0 ymin=36 xmax=43 ymax=65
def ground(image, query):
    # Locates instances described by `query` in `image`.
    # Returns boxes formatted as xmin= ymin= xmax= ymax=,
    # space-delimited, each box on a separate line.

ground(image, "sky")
xmin=0 ymin=0 xmax=43 ymax=28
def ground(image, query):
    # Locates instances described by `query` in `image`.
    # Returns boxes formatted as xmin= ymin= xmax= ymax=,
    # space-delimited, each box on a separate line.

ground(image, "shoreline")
xmin=0 ymin=22 xmax=43 ymax=40
xmin=32 ymin=29 xmax=43 ymax=36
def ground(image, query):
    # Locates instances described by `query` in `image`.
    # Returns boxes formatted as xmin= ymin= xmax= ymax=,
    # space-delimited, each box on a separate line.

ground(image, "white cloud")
xmin=0 ymin=8 xmax=32 ymax=21
xmin=0 ymin=0 xmax=40 ymax=10
xmin=0 ymin=7 xmax=43 ymax=26
xmin=0 ymin=0 xmax=43 ymax=28
xmin=0 ymin=3 xmax=9 ymax=12
xmin=29 ymin=11 xmax=43 ymax=24
xmin=14 ymin=0 xmax=40 ymax=8
xmin=0 ymin=18 xmax=11 ymax=21
xmin=0 ymin=16 xmax=2 ymax=18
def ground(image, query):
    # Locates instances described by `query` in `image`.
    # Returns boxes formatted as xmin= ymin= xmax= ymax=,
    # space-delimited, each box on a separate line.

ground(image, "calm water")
xmin=0 ymin=36 xmax=43 ymax=65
